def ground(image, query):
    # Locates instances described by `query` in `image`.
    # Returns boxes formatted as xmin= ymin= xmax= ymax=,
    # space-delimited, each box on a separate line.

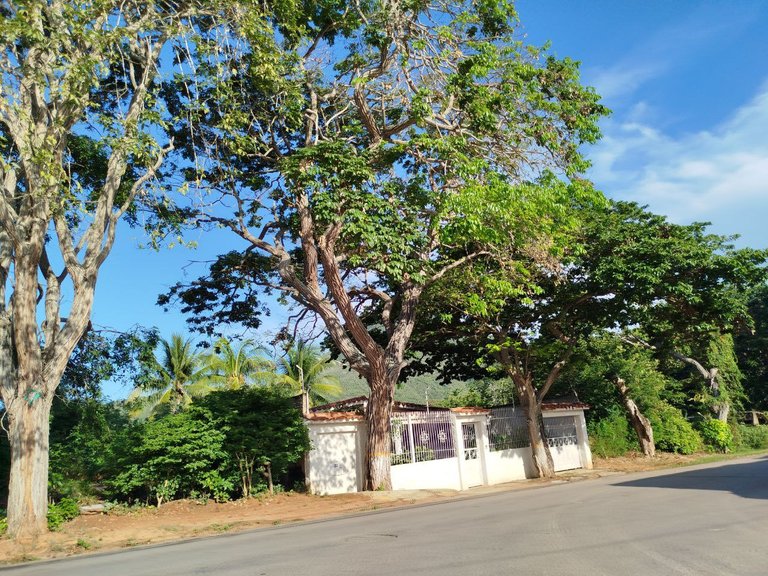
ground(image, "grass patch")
xmin=684 ymin=448 xmax=768 ymax=466
xmin=76 ymin=539 xmax=92 ymax=550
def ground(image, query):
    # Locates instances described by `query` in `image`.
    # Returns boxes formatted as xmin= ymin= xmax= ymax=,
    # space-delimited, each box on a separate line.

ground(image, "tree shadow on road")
xmin=613 ymin=456 xmax=768 ymax=500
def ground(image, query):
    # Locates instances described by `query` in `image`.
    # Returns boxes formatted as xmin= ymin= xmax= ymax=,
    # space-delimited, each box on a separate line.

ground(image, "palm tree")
xmin=204 ymin=338 xmax=274 ymax=390
xmin=276 ymin=340 xmax=342 ymax=410
xmin=128 ymin=334 xmax=211 ymax=419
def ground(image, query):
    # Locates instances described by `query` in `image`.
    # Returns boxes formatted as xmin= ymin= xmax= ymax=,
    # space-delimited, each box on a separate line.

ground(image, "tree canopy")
xmin=158 ymin=0 xmax=608 ymax=490
xmin=407 ymin=201 xmax=767 ymax=475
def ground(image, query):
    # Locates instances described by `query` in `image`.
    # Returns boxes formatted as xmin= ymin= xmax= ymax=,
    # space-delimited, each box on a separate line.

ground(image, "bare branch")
xmin=426 ymin=251 xmax=491 ymax=286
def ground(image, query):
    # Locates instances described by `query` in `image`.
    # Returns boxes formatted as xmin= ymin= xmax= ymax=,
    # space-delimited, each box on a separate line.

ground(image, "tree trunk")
xmin=519 ymin=384 xmax=554 ymax=478
xmin=673 ymin=353 xmax=730 ymax=423
xmin=364 ymin=365 xmax=395 ymax=490
xmin=614 ymin=378 xmax=655 ymax=457
xmin=715 ymin=403 xmax=730 ymax=423
xmin=5 ymin=392 xmax=54 ymax=541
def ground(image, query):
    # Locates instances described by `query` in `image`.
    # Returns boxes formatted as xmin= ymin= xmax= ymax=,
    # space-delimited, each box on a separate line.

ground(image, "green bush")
xmin=194 ymin=388 xmax=310 ymax=497
xmin=47 ymin=497 xmax=80 ymax=531
xmin=648 ymin=403 xmax=701 ymax=454
xmin=588 ymin=408 xmax=637 ymax=457
xmin=0 ymin=509 xmax=7 ymax=536
xmin=106 ymin=410 xmax=234 ymax=506
xmin=737 ymin=425 xmax=768 ymax=450
xmin=698 ymin=419 xmax=733 ymax=453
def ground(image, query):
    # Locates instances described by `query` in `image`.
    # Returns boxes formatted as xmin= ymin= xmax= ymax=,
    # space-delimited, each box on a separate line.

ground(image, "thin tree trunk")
xmin=5 ymin=392 xmax=53 ymax=541
xmin=614 ymin=377 xmax=655 ymax=457
xmin=673 ymin=353 xmax=730 ymax=422
xmin=364 ymin=363 xmax=395 ymax=490
xmin=519 ymin=382 xmax=554 ymax=478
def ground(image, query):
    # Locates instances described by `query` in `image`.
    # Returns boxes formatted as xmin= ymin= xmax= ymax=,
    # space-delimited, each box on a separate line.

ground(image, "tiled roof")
xmin=542 ymin=401 xmax=590 ymax=411
xmin=450 ymin=407 xmax=491 ymax=415
xmin=305 ymin=411 xmax=363 ymax=422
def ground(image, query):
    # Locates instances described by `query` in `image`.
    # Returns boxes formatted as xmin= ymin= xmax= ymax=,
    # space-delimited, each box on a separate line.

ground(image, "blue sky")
xmin=518 ymin=0 xmax=768 ymax=248
xmin=93 ymin=2 xmax=768 ymax=396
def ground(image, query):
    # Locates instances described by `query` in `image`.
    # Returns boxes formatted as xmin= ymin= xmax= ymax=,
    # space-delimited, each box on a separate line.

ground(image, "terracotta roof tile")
xmin=305 ymin=411 xmax=363 ymax=422
xmin=450 ymin=407 xmax=491 ymax=414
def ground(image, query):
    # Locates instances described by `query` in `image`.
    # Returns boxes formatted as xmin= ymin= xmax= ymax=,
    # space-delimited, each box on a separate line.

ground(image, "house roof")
xmin=542 ymin=401 xmax=590 ymax=411
xmin=450 ymin=407 xmax=491 ymax=415
xmin=309 ymin=396 xmax=589 ymax=417
xmin=311 ymin=396 xmax=450 ymax=414
xmin=305 ymin=411 xmax=363 ymax=422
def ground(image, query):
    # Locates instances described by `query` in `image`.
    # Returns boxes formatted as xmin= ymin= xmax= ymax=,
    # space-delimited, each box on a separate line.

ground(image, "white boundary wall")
xmin=305 ymin=419 xmax=366 ymax=495
xmin=391 ymin=457 xmax=462 ymax=490
xmin=304 ymin=407 xmax=592 ymax=495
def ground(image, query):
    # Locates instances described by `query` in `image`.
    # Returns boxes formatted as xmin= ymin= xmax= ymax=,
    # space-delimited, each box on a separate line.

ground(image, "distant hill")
xmin=324 ymin=365 xmax=464 ymax=407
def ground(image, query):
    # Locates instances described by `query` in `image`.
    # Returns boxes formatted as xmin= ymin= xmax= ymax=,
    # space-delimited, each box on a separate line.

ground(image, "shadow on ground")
xmin=613 ymin=456 xmax=768 ymax=500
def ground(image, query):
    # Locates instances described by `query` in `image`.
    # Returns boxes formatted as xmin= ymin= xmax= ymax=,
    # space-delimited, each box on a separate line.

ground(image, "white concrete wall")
xmin=484 ymin=447 xmax=534 ymax=484
xmin=305 ymin=407 xmax=592 ymax=495
xmin=306 ymin=420 xmax=365 ymax=495
xmin=391 ymin=457 xmax=462 ymax=491
xmin=543 ymin=409 xmax=593 ymax=472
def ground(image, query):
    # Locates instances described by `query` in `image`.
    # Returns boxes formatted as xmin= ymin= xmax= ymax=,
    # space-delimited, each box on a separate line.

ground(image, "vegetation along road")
xmin=3 ymin=455 xmax=766 ymax=576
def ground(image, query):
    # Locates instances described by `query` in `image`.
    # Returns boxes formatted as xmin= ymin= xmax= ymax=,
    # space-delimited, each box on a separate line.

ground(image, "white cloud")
xmin=589 ymin=83 xmax=768 ymax=248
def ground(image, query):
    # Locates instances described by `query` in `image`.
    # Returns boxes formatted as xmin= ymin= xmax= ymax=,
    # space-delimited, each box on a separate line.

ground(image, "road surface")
xmin=3 ymin=455 xmax=767 ymax=575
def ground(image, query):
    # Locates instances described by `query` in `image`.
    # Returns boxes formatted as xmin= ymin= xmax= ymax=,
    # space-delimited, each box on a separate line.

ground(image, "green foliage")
xmin=567 ymin=333 xmax=673 ymax=423
xmin=47 ymin=498 xmax=80 ymax=532
xmin=106 ymin=410 xmax=233 ymax=505
xmin=735 ymin=425 xmax=768 ymax=450
xmin=105 ymin=387 xmax=310 ymax=504
xmin=50 ymin=400 xmax=129 ymax=500
xmin=735 ymin=285 xmax=768 ymax=409
xmin=648 ymin=404 xmax=701 ymax=455
xmin=205 ymin=338 xmax=274 ymax=389
xmin=274 ymin=340 xmax=342 ymax=406
xmin=127 ymin=334 xmax=213 ymax=419
xmin=161 ymin=0 xmax=609 ymax=347
xmin=194 ymin=388 xmax=310 ymax=497
xmin=697 ymin=419 xmax=734 ymax=453
xmin=0 ymin=509 xmax=6 ymax=536
xmin=587 ymin=408 xmax=637 ymax=458
xmin=443 ymin=379 xmax=516 ymax=408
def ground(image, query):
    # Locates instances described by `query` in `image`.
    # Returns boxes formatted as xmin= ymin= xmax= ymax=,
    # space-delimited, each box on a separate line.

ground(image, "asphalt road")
xmin=4 ymin=455 xmax=768 ymax=576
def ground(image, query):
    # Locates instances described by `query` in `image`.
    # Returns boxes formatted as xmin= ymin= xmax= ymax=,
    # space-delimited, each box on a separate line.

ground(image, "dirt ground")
xmin=0 ymin=451 xmax=737 ymax=565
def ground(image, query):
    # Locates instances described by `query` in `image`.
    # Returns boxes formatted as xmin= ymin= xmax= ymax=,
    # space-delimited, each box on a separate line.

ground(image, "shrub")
xmin=737 ymin=425 xmax=768 ymax=450
xmin=648 ymin=403 xmax=701 ymax=454
xmin=698 ymin=419 xmax=733 ymax=453
xmin=47 ymin=498 xmax=80 ymax=531
xmin=194 ymin=388 xmax=310 ymax=497
xmin=106 ymin=410 xmax=234 ymax=506
xmin=588 ymin=408 xmax=637 ymax=457
xmin=0 ymin=509 xmax=6 ymax=536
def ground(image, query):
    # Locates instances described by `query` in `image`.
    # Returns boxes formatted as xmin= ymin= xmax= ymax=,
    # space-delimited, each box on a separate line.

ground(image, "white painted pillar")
xmin=574 ymin=411 xmax=593 ymax=469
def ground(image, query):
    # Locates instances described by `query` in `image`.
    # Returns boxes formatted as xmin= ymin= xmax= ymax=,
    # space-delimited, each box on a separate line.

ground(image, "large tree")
xmin=161 ymin=0 xmax=607 ymax=489
xmin=0 ymin=0 xmax=245 ymax=538
xmin=735 ymin=285 xmax=768 ymax=411
xmin=409 ymin=202 xmax=767 ymax=476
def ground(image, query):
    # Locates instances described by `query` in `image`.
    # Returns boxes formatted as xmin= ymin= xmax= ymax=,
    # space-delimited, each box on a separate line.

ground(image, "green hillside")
xmin=324 ymin=366 xmax=464 ymax=407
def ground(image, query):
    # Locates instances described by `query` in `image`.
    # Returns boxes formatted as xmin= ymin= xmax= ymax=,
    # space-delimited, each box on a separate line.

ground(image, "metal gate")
xmin=543 ymin=416 xmax=582 ymax=471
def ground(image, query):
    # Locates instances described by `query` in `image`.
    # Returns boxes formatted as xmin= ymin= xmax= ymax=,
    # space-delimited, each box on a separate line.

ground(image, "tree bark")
xmin=673 ymin=353 xmax=729 ymax=422
xmin=364 ymin=361 xmax=395 ymax=490
xmin=4 ymin=391 xmax=54 ymax=541
xmin=613 ymin=377 xmax=655 ymax=457
xmin=517 ymin=379 xmax=554 ymax=478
